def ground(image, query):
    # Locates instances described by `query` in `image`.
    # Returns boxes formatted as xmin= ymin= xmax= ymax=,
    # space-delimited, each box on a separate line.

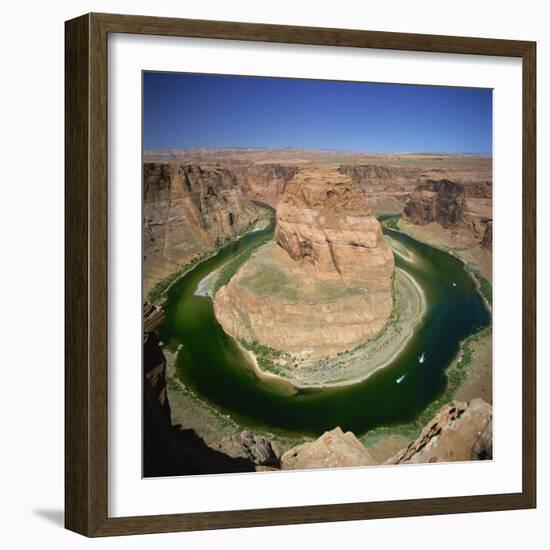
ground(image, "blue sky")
xmin=143 ymin=72 xmax=492 ymax=154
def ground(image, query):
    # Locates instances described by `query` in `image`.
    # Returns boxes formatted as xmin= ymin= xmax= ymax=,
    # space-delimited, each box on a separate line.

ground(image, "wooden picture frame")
xmin=65 ymin=12 xmax=536 ymax=537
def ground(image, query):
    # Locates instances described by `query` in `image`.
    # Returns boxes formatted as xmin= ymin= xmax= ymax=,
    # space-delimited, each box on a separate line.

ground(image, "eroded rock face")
xmin=143 ymin=163 xmax=260 ymax=292
xmin=403 ymin=178 xmax=492 ymax=246
xmin=214 ymin=168 xmax=395 ymax=358
xmin=404 ymin=179 xmax=465 ymax=228
xmin=229 ymin=164 xmax=301 ymax=206
xmin=480 ymin=220 xmax=493 ymax=251
xmin=214 ymin=431 xmax=281 ymax=467
xmin=275 ymin=169 xmax=395 ymax=285
xmin=142 ymin=301 xmax=256 ymax=477
xmin=281 ymin=427 xmax=377 ymax=470
xmin=143 ymin=302 xmax=170 ymax=422
xmin=338 ymin=164 xmax=421 ymax=213
xmin=388 ymin=398 xmax=493 ymax=465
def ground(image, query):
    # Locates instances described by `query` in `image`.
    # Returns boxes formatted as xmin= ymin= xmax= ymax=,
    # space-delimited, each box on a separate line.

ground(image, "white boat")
xmin=418 ymin=352 xmax=426 ymax=364
xmin=396 ymin=375 xmax=406 ymax=384
xmin=452 ymin=282 xmax=457 ymax=287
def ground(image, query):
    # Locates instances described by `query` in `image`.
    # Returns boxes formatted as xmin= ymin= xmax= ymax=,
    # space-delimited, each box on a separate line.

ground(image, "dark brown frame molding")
xmin=65 ymin=12 xmax=537 ymax=537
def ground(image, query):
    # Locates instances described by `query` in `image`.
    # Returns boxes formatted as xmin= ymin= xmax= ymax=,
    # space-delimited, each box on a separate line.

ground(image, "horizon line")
xmin=143 ymin=146 xmax=493 ymax=157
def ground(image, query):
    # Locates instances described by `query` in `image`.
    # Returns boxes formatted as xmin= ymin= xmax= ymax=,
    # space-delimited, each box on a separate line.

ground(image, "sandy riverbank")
xmin=356 ymin=219 xmax=493 ymax=461
xmin=161 ymin=218 xmax=492 ymax=464
xmin=451 ymin=328 xmax=493 ymax=404
xmin=234 ymin=340 xmax=298 ymax=395
xmin=163 ymin=349 xmax=309 ymax=455
xmin=224 ymin=265 xmax=426 ymax=390
xmin=149 ymin=215 xmax=273 ymax=304
xmin=397 ymin=218 xmax=492 ymax=282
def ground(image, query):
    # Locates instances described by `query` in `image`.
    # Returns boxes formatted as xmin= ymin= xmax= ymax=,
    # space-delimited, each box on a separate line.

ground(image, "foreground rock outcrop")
xmin=388 ymin=398 xmax=493 ymax=464
xmin=143 ymin=163 xmax=261 ymax=292
xmin=279 ymin=398 xmax=492 ymax=471
xmin=281 ymin=427 xmax=377 ymax=470
xmin=214 ymin=431 xmax=281 ymax=468
xmin=144 ymin=308 xmax=493 ymax=475
xmin=142 ymin=302 xmax=257 ymax=477
xmin=214 ymin=167 xmax=395 ymax=358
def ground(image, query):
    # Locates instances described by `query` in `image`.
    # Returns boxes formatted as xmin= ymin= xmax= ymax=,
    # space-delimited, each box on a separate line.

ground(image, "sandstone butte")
xmin=213 ymin=167 xmax=395 ymax=359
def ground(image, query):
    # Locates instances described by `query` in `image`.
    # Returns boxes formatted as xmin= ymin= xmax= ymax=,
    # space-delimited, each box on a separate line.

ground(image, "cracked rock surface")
xmin=387 ymin=398 xmax=493 ymax=464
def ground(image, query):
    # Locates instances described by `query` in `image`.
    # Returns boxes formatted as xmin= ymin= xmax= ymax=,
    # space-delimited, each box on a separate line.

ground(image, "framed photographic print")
xmin=65 ymin=13 xmax=536 ymax=536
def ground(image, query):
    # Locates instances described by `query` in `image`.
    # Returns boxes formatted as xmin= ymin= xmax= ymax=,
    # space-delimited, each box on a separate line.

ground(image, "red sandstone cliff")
xmin=143 ymin=163 xmax=261 ymax=292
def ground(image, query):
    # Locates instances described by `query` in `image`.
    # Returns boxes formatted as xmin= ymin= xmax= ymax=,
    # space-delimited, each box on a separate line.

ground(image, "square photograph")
xmin=142 ymin=72 xmax=493 ymax=477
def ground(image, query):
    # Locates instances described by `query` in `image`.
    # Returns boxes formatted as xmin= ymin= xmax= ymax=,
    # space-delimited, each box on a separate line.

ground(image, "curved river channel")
xmin=157 ymin=217 xmax=491 ymax=438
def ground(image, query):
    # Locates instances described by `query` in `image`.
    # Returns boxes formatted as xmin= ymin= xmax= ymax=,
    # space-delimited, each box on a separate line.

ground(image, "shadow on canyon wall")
xmin=143 ymin=307 xmax=255 ymax=478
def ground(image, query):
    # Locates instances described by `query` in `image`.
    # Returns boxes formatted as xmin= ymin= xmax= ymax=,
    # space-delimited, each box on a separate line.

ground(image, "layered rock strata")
xmin=143 ymin=305 xmax=493 ymax=474
xmin=281 ymin=427 xmax=377 ymax=470
xmin=144 ymin=156 xmax=492 ymax=295
xmin=275 ymin=169 xmax=395 ymax=285
xmin=403 ymin=178 xmax=492 ymax=248
xmin=480 ymin=220 xmax=493 ymax=251
xmin=387 ymin=398 xmax=493 ymax=464
xmin=214 ymin=168 xmax=395 ymax=358
xmin=214 ymin=431 xmax=282 ymax=467
xmin=338 ymin=164 xmax=421 ymax=213
xmin=279 ymin=398 xmax=492 ymax=471
xmin=142 ymin=302 xmax=257 ymax=477
xmin=228 ymin=164 xmax=301 ymax=206
xmin=143 ymin=163 xmax=261 ymax=292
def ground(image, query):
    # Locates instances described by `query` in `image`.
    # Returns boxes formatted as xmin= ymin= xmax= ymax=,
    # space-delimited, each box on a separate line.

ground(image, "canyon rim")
xmin=142 ymin=72 xmax=493 ymax=477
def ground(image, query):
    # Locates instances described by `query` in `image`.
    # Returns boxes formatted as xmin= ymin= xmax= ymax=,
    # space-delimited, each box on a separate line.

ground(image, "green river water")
xmin=156 ymin=217 xmax=491 ymax=438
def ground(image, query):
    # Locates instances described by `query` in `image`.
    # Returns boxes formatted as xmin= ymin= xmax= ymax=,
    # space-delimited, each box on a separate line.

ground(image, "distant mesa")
xmin=213 ymin=167 xmax=395 ymax=359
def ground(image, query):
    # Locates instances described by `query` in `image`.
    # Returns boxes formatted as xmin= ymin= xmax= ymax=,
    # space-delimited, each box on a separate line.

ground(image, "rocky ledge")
xmin=143 ymin=163 xmax=261 ymax=293
xmin=387 ymin=398 xmax=493 ymax=464
xmin=142 ymin=301 xmax=257 ymax=477
xmin=281 ymin=427 xmax=377 ymax=470
xmin=279 ymin=398 xmax=492 ymax=471
xmin=143 ymin=303 xmax=492 ymax=476
xmin=213 ymin=167 xmax=395 ymax=358
xmin=214 ymin=431 xmax=282 ymax=468
xmin=403 ymin=178 xmax=492 ymax=249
